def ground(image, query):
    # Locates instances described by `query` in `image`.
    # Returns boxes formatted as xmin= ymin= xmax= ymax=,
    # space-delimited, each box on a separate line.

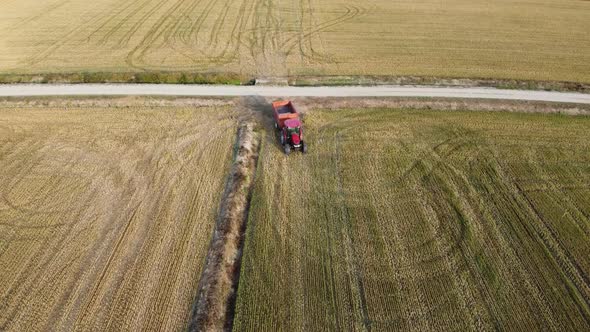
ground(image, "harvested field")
xmin=2 ymin=98 xmax=590 ymax=330
xmin=0 ymin=104 xmax=236 ymax=330
xmin=234 ymin=108 xmax=590 ymax=330
xmin=0 ymin=0 xmax=589 ymax=83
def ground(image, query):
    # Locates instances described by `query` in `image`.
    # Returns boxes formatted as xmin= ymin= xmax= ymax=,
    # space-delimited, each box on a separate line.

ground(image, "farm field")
xmin=0 ymin=0 xmax=589 ymax=83
xmin=234 ymin=108 xmax=590 ymax=330
xmin=0 ymin=104 xmax=235 ymax=330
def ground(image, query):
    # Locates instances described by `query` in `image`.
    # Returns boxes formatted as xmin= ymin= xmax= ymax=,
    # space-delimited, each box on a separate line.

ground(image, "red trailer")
xmin=272 ymin=100 xmax=299 ymax=129
xmin=271 ymin=100 xmax=308 ymax=155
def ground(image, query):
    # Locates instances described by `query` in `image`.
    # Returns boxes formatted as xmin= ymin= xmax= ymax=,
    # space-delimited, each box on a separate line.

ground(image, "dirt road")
xmin=0 ymin=84 xmax=589 ymax=104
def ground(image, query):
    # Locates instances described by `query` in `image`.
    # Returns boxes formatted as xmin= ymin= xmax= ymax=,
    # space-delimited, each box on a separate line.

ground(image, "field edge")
xmin=1 ymin=73 xmax=589 ymax=93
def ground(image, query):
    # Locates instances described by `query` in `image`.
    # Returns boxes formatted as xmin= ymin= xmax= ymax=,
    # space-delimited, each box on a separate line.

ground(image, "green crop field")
xmin=0 ymin=0 xmax=589 ymax=83
xmin=234 ymin=108 xmax=590 ymax=330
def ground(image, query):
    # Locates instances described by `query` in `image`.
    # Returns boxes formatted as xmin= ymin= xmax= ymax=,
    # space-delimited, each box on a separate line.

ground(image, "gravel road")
xmin=0 ymin=84 xmax=589 ymax=104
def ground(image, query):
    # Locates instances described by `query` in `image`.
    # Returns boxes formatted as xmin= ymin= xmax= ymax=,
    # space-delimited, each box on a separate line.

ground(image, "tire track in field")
xmin=305 ymin=0 xmax=325 ymax=63
xmin=526 ymin=180 xmax=590 ymax=284
xmin=268 ymin=0 xmax=286 ymax=74
xmin=131 ymin=123 xmax=229 ymax=330
xmin=168 ymin=0 xmax=248 ymax=69
xmin=138 ymin=149 xmax=213 ymax=330
xmin=97 ymin=0 xmax=157 ymax=46
xmin=111 ymin=126 xmax=225 ymax=329
xmin=296 ymin=0 xmax=313 ymax=64
xmin=476 ymin=149 xmax=584 ymax=328
xmin=1 ymin=156 xmax=86 ymax=217
xmin=116 ymin=0 xmax=173 ymax=47
xmin=333 ymin=130 xmax=371 ymax=330
xmin=527 ymin=157 xmax=590 ymax=242
xmin=303 ymin=0 xmax=341 ymax=69
xmin=168 ymin=0 xmax=227 ymax=66
xmin=255 ymin=0 xmax=278 ymax=60
xmin=86 ymin=0 xmax=149 ymax=42
xmin=0 ymin=124 xmax=143 ymax=330
xmin=240 ymin=0 xmax=285 ymax=75
xmin=70 ymin=119 xmax=232 ymax=331
xmin=0 ymin=201 xmax=91 ymax=330
xmin=0 ymin=107 xmax=237 ymax=330
xmin=38 ymin=212 xmax=106 ymax=330
xmin=1 ymin=0 xmax=73 ymax=33
xmin=168 ymin=0 xmax=235 ymax=67
xmin=165 ymin=0 xmax=231 ymax=65
xmin=0 ymin=140 xmax=46 ymax=262
xmin=187 ymin=0 xmax=217 ymax=43
xmin=510 ymin=158 xmax=590 ymax=313
xmin=427 ymin=132 xmax=562 ymax=329
xmin=516 ymin=185 xmax=590 ymax=319
xmin=0 ymin=142 xmax=90 ymax=231
xmin=414 ymin=191 xmax=484 ymax=330
xmin=171 ymin=0 xmax=235 ymax=66
xmin=173 ymin=0 xmax=208 ymax=45
xmin=556 ymin=188 xmax=590 ymax=236
xmin=77 ymin=205 xmax=140 ymax=325
xmin=122 ymin=0 xmax=199 ymax=70
xmin=157 ymin=0 xmax=200 ymax=49
xmin=219 ymin=0 xmax=251 ymax=64
xmin=22 ymin=2 xmax=130 ymax=67
xmin=104 ymin=0 xmax=175 ymax=47
xmin=244 ymin=0 xmax=263 ymax=60
xmin=10 ymin=0 xmax=368 ymax=74
xmin=126 ymin=0 xmax=205 ymax=69
xmin=232 ymin=0 xmax=258 ymax=61
xmin=209 ymin=0 xmax=249 ymax=67
xmin=73 ymin=146 xmax=177 ymax=329
xmin=415 ymin=158 xmax=497 ymax=330
xmin=285 ymin=4 xmax=363 ymax=64
xmin=206 ymin=0 xmax=232 ymax=53
xmin=0 ymin=147 xmax=86 ymax=256
xmin=313 ymin=119 xmax=371 ymax=329
xmin=141 ymin=0 xmax=192 ymax=49
xmin=262 ymin=0 xmax=278 ymax=55
xmin=315 ymin=119 xmax=478 ymax=329
xmin=197 ymin=0 xmax=254 ymax=69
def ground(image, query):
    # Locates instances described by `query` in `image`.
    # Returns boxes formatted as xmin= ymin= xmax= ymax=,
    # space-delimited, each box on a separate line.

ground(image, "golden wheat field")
xmin=0 ymin=0 xmax=589 ymax=82
xmin=0 ymin=104 xmax=235 ymax=331
xmin=234 ymin=108 xmax=590 ymax=330
xmin=2 ymin=100 xmax=590 ymax=331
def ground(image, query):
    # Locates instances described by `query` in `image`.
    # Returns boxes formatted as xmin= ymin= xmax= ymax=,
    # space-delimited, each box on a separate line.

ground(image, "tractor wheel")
xmin=284 ymin=145 xmax=291 ymax=155
xmin=302 ymin=142 xmax=308 ymax=154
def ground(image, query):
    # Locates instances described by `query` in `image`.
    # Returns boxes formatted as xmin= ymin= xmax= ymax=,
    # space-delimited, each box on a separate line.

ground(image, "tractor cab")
xmin=281 ymin=119 xmax=307 ymax=155
xmin=284 ymin=119 xmax=302 ymax=144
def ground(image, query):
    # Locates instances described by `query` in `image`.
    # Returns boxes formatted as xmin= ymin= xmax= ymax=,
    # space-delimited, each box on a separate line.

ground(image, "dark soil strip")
xmin=188 ymin=123 xmax=260 ymax=332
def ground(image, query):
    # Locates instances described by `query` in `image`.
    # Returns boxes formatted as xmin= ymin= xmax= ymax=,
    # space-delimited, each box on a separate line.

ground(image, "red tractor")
xmin=272 ymin=100 xmax=308 ymax=155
